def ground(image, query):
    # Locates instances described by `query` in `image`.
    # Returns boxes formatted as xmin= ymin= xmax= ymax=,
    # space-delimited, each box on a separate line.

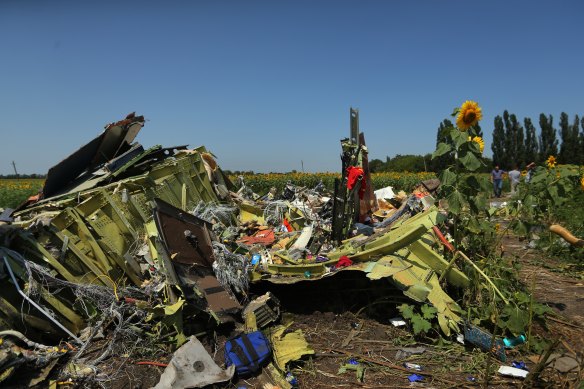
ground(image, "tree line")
xmin=369 ymin=111 xmax=583 ymax=173
xmin=492 ymin=111 xmax=583 ymax=169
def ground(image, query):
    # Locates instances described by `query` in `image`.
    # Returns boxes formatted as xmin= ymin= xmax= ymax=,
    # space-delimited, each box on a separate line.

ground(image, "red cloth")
xmin=346 ymin=166 xmax=366 ymax=199
xmin=335 ymin=255 xmax=353 ymax=269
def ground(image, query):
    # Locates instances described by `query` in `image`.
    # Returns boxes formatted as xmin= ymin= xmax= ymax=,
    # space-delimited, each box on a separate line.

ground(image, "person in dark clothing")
xmin=491 ymin=165 xmax=506 ymax=198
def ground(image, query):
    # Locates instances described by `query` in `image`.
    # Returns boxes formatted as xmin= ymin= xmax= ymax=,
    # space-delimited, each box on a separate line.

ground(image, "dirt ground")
xmin=91 ymin=232 xmax=583 ymax=389
xmin=7 ymin=230 xmax=583 ymax=389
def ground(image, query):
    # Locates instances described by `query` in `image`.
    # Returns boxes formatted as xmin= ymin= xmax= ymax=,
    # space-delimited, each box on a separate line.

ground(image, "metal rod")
xmin=2 ymin=255 xmax=82 ymax=344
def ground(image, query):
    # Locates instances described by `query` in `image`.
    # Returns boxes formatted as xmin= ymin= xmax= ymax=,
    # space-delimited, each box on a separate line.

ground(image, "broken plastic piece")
xmin=154 ymin=336 xmax=235 ymax=389
xmin=285 ymin=372 xmax=298 ymax=386
xmin=403 ymin=362 xmax=422 ymax=371
xmin=511 ymin=361 xmax=527 ymax=370
xmin=463 ymin=323 xmax=506 ymax=362
xmin=497 ymin=365 xmax=528 ymax=379
xmin=389 ymin=317 xmax=406 ymax=327
xmin=395 ymin=347 xmax=425 ymax=360
xmin=408 ymin=373 xmax=424 ymax=382
xmin=503 ymin=334 xmax=526 ymax=348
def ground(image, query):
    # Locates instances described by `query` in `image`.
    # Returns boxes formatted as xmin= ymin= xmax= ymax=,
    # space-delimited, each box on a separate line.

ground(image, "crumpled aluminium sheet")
xmin=153 ymin=336 xmax=235 ymax=389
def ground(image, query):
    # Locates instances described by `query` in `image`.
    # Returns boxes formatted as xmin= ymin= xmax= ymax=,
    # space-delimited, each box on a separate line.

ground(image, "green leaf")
xmin=411 ymin=315 xmax=432 ymax=334
xmin=513 ymin=220 xmax=529 ymax=236
xmin=502 ymin=306 xmax=529 ymax=336
xmin=466 ymin=217 xmax=482 ymax=234
xmin=523 ymin=194 xmax=537 ymax=207
xmin=474 ymin=194 xmax=488 ymax=211
xmin=398 ymin=304 xmax=415 ymax=319
xmin=421 ymin=304 xmax=437 ymax=319
xmin=432 ymin=142 xmax=452 ymax=159
xmin=529 ymin=170 xmax=547 ymax=185
xmin=465 ymin=174 xmax=481 ymax=189
xmin=451 ymin=129 xmax=467 ymax=149
xmin=547 ymin=186 xmax=559 ymax=201
xmin=439 ymin=168 xmax=456 ymax=186
xmin=447 ymin=190 xmax=465 ymax=215
xmin=458 ymin=150 xmax=482 ymax=171
xmin=532 ymin=303 xmax=552 ymax=316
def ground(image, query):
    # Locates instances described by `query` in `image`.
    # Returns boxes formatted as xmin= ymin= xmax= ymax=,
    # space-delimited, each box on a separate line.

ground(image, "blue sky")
xmin=1 ymin=0 xmax=583 ymax=175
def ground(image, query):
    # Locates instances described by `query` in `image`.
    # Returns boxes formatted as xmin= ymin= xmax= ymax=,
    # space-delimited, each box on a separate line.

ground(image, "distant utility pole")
xmin=301 ymin=160 xmax=304 ymax=173
xmin=12 ymin=161 xmax=18 ymax=175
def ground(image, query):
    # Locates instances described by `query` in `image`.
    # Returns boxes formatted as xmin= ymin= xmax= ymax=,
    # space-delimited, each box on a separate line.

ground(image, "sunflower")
xmin=456 ymin=101 xmax=483 ymax=130
xmin=546 ymin=155 xmax=557 ymax=168
xmin=468 ymin=136 xmax=484 ymax=153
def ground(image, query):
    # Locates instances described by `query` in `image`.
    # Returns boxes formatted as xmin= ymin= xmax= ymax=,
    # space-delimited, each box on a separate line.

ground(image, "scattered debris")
xmin=154 ymin=336 xmax=235 ymax=388
xmin=497 ymin=365 xmax=529 ymax=379
xmin=395 ymin=346 xmax=426 ymax=360
xmin=269 ymin=322 xmax=314 ymax=371
xmin=3 ymin=110 xmax=573 ymax=387
xmin=407 ymin=373 xmax=424 ymax=382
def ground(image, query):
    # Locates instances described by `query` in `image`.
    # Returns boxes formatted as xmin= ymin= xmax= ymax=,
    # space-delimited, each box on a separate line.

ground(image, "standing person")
xmin=508 ymin=164 xmax=521 ymax=194
xmin=491 ymin=165 xmax=506 ymax=198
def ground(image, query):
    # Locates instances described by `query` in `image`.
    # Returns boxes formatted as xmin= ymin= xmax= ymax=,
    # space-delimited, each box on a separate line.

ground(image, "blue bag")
xmin=224 ymin=331 xmax=271 ymax=376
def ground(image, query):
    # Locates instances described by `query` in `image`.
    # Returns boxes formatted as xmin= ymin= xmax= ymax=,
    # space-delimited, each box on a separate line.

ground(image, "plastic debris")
xmin=503 ymin=334 xmax=526 ymax=348
xmin=395 ymin=346 xmax=426 ymax=360
xmin=408 ymin=373 xmax=424 ymax=382
xmin=497 ymin=365 xmax=528 ymax=379
xmin=389 ymin=317 xmax=406 ymax=327
xmin=456 ymin=334 xmax=465 ymax=344
xmin=403 ymin=362 xmax=422 ymax=371
xmin=154 ymin=336 xmax=235 ymax=389
xmin=285 ymin=372 xmax=298 ymax=387
xmin=511 ymin=361 xmax=528 ymax=370
xmin=463 ymin=323 xmax=506 ymax=361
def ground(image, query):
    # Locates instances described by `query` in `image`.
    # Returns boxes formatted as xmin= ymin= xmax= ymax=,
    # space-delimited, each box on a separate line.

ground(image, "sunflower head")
xmin=546 ymin=155 xmax=557 ymax=168
xmin=470 ymin=136 xmax=484 ymax=153
xmin=456 ymin=101 xmax=482 ymax=131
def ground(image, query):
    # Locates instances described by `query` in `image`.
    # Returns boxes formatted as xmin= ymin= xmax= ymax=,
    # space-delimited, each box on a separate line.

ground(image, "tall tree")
xmin=502 ymin=111 xmax=513 ymax=168
xmin=434 ymin=119 xmax=455 ymax=171
xmin=539 ymin=114 xmax=558 ymax=162
xmin=558 ymin=112 xmax=573 ymax=163
xmin=491 ymin=115 xmax=506 ymax=167
xmin=580 ymin=117 xmax=584 ymax=165
xmin=436 ymin=119 xmax=454 ymax=147
xmin=475 ymin=123 xmax=483 ymax=139
xmin=570 ymin=115 xmax=580 ymax=164
xmin=524 ymin=117 xmax=539 ymax=166
xmin=502 ymin=111 xmax=525 ymax=168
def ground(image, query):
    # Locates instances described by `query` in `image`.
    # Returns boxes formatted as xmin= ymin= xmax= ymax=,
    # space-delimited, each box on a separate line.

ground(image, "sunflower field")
xmin=229 ymin=171 xmax=437 ymax=194
xmin=0 ymin=179 xmax=44 ymax=209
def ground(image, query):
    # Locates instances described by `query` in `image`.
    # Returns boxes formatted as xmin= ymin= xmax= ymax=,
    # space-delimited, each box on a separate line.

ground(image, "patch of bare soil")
xmin=503 ymin=232 xmax=584 ymax=370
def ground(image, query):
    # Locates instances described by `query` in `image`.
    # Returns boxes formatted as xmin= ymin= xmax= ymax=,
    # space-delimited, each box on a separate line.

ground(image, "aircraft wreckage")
xmin=0 ymin=111 xmax=479 ymax=386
